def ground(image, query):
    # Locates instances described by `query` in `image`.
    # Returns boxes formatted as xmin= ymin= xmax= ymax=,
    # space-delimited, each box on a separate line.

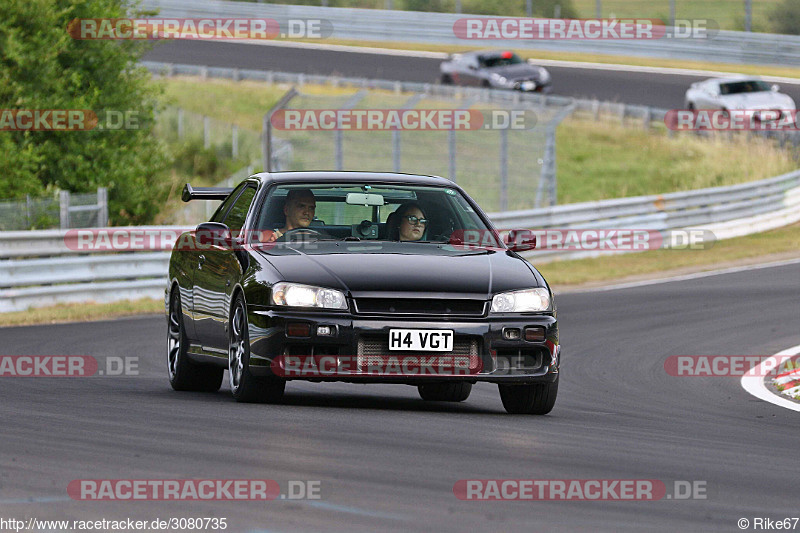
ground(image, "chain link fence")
xmin=265 ymin=88 xmax=574 ymax=211
xmin=155 ymin=106 xmax=263 ymax=163
xmin=0 ymin=189 xmax=108 ymax=231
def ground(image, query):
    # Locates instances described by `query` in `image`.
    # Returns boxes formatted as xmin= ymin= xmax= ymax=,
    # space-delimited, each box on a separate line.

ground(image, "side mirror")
xmin=196 ymin=222 xmax=232 ymax=248
xmin=505 ymin=229 xmax=536 ymax=252
xmin=772 ymin=84 xmax=780 ymax=92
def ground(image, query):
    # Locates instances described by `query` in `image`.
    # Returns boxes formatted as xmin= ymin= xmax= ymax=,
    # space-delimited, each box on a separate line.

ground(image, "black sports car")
xmin=440 ymin=50 xmax=552 ymax=93
xmin=166 ymin=172 xmax=559 ymax=414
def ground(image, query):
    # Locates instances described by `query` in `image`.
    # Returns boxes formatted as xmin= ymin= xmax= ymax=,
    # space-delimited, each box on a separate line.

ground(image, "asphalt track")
xmin=2 ymin=262 xmax=799 ymax=532
xmin=142 ymin=40 xmax=800 ymax=108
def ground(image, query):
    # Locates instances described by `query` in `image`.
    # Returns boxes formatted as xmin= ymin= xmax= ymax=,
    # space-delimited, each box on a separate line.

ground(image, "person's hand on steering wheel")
xmin=276 ymin=227 xmax=323 ymax=242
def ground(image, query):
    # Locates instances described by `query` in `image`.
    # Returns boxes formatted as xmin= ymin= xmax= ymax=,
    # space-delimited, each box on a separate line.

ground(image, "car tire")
xmin=228 ymin=294 xmax=286 ymax=403
xmin=418 ymin=382 xmax=472 ymax=402
xmin=687 ymin=102 xmax=695 ymax=111
xmin=498 ymin=375 xmax=558 ymax=415
xmin=441 ymin=74 xmax=453 ymax=85
xmin=482 ymin=80 xmax=491 ymax=88
xmin=167 ymin=290 xmax=223 ymax=392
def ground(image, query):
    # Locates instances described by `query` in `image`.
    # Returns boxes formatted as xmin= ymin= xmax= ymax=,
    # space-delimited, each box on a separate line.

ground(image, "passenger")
xmin=389 ymin=202 xmax=428 ymax=241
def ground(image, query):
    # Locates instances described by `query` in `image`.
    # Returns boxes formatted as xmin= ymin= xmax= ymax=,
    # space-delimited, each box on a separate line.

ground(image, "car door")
xmin=193 ymin=183 xmax=257 ymax=354
xmin=463 ymin=56 xmax=484 ymax=86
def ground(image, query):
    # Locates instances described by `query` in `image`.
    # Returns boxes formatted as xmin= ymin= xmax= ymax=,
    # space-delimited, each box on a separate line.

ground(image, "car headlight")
xmin=491 ymin=288 xmax=551 ymax=313
xmin=490 ymin=73 xmax=509 ymax=86
xmin=271 ymin=282 xmax=347 ymax=310
xmin=538 ymin=67 xmax=550 ymax=82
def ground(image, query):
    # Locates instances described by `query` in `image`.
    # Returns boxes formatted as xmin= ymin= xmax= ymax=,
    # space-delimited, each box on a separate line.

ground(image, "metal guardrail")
xmin=138 ymin=0 xmax=800 ymax=66
xmin=2 ymin=170 xmax=799 ymax=312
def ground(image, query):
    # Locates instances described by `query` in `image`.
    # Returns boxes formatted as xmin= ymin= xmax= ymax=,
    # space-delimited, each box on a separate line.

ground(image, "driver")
xmin=264 ymin=189 xmax=317 ymax=242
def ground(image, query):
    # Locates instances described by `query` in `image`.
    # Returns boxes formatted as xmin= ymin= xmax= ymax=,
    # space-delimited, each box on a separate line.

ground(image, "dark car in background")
xmin=440 ymin=50 xmax=552 ymax=92
xmin=166 ymin=172 xmax=559 ymax=414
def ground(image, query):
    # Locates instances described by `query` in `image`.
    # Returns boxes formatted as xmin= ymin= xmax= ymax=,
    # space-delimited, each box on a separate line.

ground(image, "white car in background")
xmin=684 ymin=76 xmax=796 ymax=123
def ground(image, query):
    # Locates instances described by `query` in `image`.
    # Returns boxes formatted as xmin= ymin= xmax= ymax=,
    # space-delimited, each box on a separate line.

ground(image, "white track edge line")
xmin=741 ymin=344 xmax=800 ymax=412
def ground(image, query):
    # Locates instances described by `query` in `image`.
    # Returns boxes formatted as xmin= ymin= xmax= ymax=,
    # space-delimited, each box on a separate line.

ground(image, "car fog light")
xmin=503 ymin=328 xmax=521 ymax=340
xmin=317 ymin=325 xmax=332 ymax=336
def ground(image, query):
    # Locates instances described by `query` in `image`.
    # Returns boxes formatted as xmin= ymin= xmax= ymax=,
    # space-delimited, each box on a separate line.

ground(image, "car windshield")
xmin=719 ymin=80 xmax=772 ymax=94
xmin=254 ymin=182 xmax=501 ymax=247
xmin=480 ymin=52 xmax=523 ymax=68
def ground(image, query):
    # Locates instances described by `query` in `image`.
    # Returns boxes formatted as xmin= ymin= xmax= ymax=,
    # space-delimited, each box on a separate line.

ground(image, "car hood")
xmin=718 ymin=91 xmax=795 ymax=109
xmin=488 ymin=63 xmax=546 ymax=81
xmin=255 ymin=243 xmax=541 ymax=297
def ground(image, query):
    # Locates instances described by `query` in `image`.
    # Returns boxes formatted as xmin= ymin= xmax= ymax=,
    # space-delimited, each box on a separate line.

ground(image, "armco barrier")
xmin=1 ymin=170 xmax=799 ymax=312
xmin=138 ymin=0 xmax=800 ymax=66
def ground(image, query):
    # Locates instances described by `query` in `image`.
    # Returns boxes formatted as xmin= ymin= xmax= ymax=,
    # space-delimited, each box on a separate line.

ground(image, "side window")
xmin=210 ymin=183 xmax=247 ymax=223
xmin=222 ymin=186 xmax=257 ymax=233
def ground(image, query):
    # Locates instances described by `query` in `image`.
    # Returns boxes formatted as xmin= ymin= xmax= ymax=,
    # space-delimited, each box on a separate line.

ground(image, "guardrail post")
xmin=25 ymin=194 xmax=31 ymax=228
xmin=59 ymin=191 xmax=70 ymax=230
xmin=97 ymin=187 xmax=108 ymax=227
xmin=643 ymin=107 xmax=651 ymax=129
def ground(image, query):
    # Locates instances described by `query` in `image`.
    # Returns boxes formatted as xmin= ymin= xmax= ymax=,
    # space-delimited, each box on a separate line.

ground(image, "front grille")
xmin=353 ymin=298 xmax=486 ymax=316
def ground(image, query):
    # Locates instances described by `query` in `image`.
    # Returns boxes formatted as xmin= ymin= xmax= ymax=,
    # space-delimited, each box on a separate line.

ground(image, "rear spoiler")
xmin=181 ymin=183 xmax=234 ymax=202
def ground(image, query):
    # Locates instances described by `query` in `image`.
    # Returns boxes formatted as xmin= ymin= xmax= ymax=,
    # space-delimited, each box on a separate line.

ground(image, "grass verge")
xmin=536 ymin=222 xmax=800 ymax=289
xmin=0 ymin=299 xmax=163 ymax=328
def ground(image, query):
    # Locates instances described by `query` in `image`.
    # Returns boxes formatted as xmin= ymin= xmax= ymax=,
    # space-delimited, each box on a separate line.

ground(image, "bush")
xmin=770 ymin=0 xmax=800 ymax=34
xmin=0 ymin=0 xmax=169 ymax=224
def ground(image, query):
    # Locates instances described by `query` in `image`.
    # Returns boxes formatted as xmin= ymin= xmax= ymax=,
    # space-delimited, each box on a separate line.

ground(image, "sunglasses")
xmin=403 ymin=215 xmax=428 ymax=226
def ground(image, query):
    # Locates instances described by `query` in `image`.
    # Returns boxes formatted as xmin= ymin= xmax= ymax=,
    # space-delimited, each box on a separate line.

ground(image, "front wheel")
xmin=418 ymin=382 xmax=472 ymax=402
xmin=167 ymin=290 xmax=223 ymax=392
xmin=228 ymin=294 xmax=285 ymax=403
xmin=498 ymin=375 xmax=558 ymax=415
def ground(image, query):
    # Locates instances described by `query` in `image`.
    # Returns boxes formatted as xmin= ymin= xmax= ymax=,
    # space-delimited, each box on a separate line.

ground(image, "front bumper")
xmin=245 ymin=306 xmax=559 ymax=384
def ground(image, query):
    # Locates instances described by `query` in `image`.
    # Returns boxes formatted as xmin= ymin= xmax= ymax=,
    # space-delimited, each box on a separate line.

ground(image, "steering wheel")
xmin=277 ymin=228 xmax=322 ymax=242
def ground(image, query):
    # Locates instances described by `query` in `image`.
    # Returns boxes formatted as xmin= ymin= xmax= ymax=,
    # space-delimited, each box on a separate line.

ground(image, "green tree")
xmin=0 ymin=0 xmax=168 ymax=224
xmin=770 ymin=0 xmax=800 ymax=34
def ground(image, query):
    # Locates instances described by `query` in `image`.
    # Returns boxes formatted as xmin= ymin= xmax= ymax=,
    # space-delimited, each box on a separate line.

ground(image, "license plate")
xmin=389 ymin=329 xmax=454 ymax=351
